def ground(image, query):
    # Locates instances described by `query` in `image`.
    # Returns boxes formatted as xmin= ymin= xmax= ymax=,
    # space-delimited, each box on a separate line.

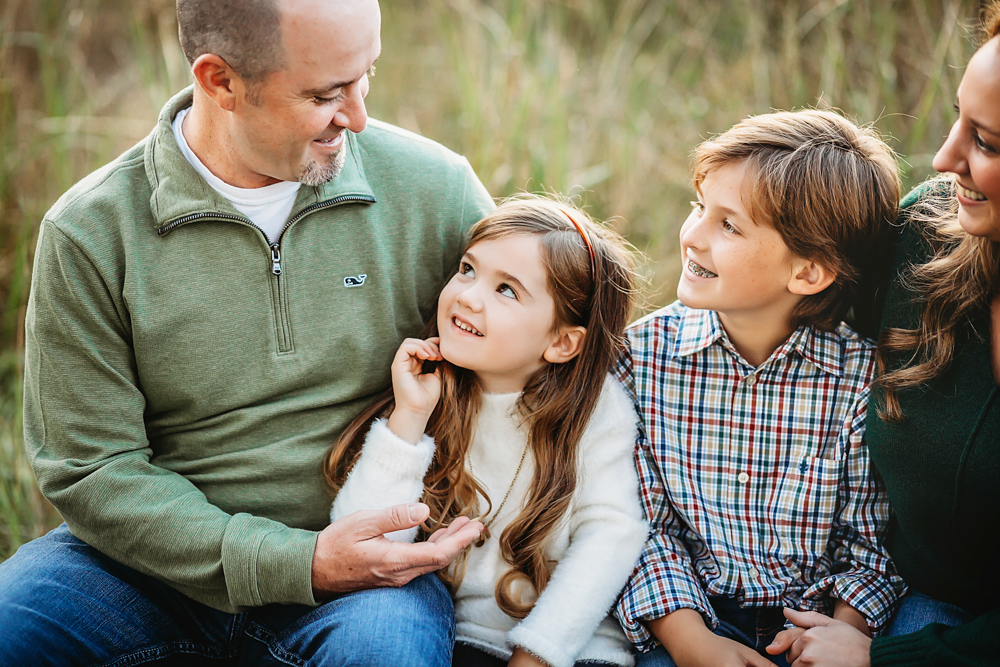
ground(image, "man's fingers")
xmin=783 ymin=608 xmax=835 ymax=629
xmin=426 ymin=516 xmax=471 ymax=544
xmin=361 ymin=503 xmax=429 ymax=538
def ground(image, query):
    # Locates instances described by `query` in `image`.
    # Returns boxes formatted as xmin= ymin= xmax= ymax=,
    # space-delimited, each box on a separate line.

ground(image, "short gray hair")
xmin=177 ymin=0 xmax=284 ymax=87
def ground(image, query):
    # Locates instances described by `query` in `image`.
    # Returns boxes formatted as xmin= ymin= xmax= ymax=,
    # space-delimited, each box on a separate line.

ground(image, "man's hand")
xmin=311 ymin=503 xmax=482 ymax=596
xmin=768 ymin=609 xmax=871 ymax=667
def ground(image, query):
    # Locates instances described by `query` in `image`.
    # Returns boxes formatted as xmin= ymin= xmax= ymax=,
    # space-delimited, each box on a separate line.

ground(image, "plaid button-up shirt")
xmin=614 ymin=302 xmax=904 ymax=651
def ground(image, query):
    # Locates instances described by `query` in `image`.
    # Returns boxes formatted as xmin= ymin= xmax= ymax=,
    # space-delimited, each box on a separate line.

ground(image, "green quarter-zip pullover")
xmin=23 ymin=87 xmax=494 ymax=612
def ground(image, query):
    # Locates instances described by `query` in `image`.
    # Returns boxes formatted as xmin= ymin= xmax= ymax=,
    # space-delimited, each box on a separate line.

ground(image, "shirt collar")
xmin=671 ymin=307 xmax=846 ymax=378
xmin=146 ymin=86 xmax=376 ymax=232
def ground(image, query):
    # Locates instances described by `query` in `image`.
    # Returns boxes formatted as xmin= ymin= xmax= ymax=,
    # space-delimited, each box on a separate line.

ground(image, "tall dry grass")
xmin=0 ymin=0 xmax=978 ymax=558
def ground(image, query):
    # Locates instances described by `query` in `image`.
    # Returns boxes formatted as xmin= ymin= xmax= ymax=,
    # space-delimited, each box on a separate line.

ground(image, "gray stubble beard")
xmin=298 ymin=143 xmax=347 ymax=186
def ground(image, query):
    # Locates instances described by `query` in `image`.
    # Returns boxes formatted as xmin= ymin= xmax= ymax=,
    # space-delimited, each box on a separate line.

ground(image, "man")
xmin=0 ymin=0 xmax=491 ymax=663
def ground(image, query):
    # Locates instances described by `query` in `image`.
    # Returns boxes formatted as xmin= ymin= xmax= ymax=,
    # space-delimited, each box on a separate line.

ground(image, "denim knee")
xmin=251 ymin=572 xmax=455 ymax=667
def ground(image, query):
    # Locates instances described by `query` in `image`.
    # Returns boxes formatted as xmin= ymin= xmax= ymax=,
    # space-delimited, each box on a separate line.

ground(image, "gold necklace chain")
xmin=474 ymin=441 xmax=529 ymax=547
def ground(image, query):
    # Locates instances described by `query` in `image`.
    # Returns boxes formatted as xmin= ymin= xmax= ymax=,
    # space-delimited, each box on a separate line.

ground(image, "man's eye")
xmin=315 ymin=93 xmax=344 ymax=104
xmin=497 ymin=284 xmax=517 ymax=299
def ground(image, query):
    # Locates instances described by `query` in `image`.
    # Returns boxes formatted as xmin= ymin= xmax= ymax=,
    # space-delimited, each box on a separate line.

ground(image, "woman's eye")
xmin=497 ymin=284 xmax=517 ymax=299
xmin=975 ymin=133 xmax=998 ymax=154
xmin=459 ymin=262 xmax=475 ymax=278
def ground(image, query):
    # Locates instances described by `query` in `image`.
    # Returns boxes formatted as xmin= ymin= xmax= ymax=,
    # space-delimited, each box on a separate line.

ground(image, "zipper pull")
xmin=270 ymin=244 xmax=282 ymax=275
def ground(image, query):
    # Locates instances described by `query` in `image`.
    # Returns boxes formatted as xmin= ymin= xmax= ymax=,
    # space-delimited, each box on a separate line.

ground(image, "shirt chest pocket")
xmin=765 ymin=456 xmax=843 ymax=561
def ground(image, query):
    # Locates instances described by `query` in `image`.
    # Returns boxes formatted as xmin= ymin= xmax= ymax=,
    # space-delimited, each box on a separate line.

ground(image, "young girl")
xmin=324 ymin=197 xmax=648 ymax=667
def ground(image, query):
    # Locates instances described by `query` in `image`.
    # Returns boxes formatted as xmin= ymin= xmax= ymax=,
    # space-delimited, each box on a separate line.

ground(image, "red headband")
xmin=560 ymin=207 xmax=596 ymax=277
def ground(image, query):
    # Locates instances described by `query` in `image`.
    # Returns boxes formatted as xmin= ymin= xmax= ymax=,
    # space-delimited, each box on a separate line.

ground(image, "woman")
xmin=767 ymin=4 xmax=1000 ymax=666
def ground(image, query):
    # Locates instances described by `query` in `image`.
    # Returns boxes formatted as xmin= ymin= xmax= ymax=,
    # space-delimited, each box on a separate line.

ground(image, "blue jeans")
xmin=0 ymin=524 xmax=454 ymax=666
xmin=635 ymin=597 xmax=791 ymax=667
xmin=886 ymin=590 xmax=973 ymax=635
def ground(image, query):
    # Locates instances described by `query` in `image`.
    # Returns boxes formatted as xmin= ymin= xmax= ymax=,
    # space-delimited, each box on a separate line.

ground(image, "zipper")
xmin=157 ymin=194 xmax=376 ymax=354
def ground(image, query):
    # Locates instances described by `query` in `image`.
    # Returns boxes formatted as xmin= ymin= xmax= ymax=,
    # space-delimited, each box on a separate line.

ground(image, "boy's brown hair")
xmin=693 ymin=109 xmax=900 ymax=331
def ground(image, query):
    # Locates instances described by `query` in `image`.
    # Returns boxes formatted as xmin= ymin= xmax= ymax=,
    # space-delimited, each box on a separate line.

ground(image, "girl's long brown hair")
xmin=876 ymin=4 xmax=1000 ymax=422
xmin=324 ymin=196 xmax=637 ymax=618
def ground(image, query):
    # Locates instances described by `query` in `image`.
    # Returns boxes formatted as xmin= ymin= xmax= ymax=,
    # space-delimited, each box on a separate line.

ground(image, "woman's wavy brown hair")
xmin=876 ymin=3 xmax=1000 ymax=422
xmin=323 ymin=196 xmax=637 ymax=618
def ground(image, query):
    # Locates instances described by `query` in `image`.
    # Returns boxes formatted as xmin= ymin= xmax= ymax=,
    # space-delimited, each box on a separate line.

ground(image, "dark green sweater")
xmin=866 ymin=185 xmax=1000 ymax=666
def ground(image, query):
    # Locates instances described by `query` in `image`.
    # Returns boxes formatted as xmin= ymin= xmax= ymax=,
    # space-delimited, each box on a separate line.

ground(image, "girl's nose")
xmin=932 ymin=120 xmax=968 ymax=176
xmin=455 ymin=283 xmax=483 ymax=311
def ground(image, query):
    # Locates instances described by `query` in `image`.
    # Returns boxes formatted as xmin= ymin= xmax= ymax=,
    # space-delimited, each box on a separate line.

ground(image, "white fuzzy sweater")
xmin=330 ymin=376 xmax=647 ymax=667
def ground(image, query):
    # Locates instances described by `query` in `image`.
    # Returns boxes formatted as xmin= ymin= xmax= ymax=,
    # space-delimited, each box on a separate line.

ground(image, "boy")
xmin=614 ymin=110 xmax=906 ymax=667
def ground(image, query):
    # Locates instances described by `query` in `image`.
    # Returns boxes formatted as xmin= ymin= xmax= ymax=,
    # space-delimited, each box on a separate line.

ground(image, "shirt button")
xmin=747 ymin=567 xmax=761 ymax=580
xmin=737 ymin=472 xmax=750 ymax=484
xmin=745 ymin=374 xmax=757 ymax=387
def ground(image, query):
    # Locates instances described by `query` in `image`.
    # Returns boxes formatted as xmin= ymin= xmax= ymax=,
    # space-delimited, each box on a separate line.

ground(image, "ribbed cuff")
xmin=222 ymin=513 xmax=318 ymax=608
xmin=870 ymin=630 xmax=934 ymax=667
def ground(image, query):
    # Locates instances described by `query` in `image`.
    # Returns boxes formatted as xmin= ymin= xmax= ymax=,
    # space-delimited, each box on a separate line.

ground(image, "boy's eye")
xmin=497 ymin=283 xmax=517 ymax=299
xmin=459 ymin=262 xmax=475 ymax=278
xmin=690 ymin=200 xmax=705 ymax=214
xmin=722 ymin=219 xmax=738 ymax=234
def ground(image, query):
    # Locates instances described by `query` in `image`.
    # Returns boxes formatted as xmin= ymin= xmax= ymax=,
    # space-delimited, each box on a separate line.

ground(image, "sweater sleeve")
xmin=23 ymin=222 xmax=317 ymax=612
xmin=506 ymin=379 xmax=649 ymax=667
xmin=330 ymin=419 xmax=436 ymax=543
xmin=800 ymin=387 xmax=906 ymax=632
xmin=870 ymin=609 xmax=1000 ymax=667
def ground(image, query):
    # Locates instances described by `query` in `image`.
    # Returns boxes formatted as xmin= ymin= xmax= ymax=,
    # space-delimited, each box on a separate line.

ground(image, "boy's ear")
xmin=543 ymin=326 xmax=587 ymax=364
xmin=788 ymin=258 xmax=836 ymax=296
xmin=191 ymin=54 xmax=239 ymax=111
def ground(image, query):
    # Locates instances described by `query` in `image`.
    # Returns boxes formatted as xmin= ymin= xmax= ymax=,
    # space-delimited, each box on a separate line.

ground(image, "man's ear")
xmin=191 ymin=54 xmax=239 ymax=111
xmin=542 ymin=326 xmax=587 ymax=364
xmin=788 ymin=258 xmax=836 ymax=296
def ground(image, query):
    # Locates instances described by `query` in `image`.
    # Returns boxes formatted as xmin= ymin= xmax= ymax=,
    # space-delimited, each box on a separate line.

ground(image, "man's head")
xmin=689 ymin=109 xmax=900 ymax=330
xmin=177 ymin=0 xmax=381 ymax=188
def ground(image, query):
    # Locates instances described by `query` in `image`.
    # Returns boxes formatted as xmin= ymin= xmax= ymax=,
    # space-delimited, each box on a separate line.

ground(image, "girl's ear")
xmin=787 ymin=258 xmax=836 ymax=296
xmin=542 ymin=326 xmax=587 ymax=364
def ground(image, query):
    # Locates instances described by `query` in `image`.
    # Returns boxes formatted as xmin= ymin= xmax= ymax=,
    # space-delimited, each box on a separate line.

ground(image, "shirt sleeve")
xmin=612 ymin=354 xmax=718 ymax=652
xmin=799 ymin=387 xmax=906 ymax=633
xmin=330 ymin=419 xmax=436 ymax=543
xmin=506 ymin=380 xmax=648 ymax=667
xmin=23 ymin=222 xmax=317 ymax=612
xmin=870 ymin=608 xmax=1000 ymax=667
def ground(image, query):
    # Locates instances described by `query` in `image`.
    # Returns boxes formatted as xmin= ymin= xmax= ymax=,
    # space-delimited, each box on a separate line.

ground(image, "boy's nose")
xmin=679 ymin=210 xmax=707 ymax=248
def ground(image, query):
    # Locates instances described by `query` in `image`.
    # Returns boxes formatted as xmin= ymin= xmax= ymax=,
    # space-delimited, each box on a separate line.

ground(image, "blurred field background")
xmin=0 ymin=0 xmax=980 ymax=559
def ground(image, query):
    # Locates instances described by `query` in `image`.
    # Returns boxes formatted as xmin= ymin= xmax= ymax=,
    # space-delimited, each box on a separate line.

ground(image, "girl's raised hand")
xmin=386 ymin=337 xmax=443 ymax=444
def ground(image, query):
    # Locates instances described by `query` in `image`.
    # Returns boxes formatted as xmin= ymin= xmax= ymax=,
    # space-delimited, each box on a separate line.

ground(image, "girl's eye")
xmin=690 ymin=200 xmax=705 ymax=214
xmin=722 ymin=219 xmax=738 ymax=234
xmin=459 ymin=262 xmax=475 ymax=278
xmin=497 ymin=283 xmax=517 ymax=299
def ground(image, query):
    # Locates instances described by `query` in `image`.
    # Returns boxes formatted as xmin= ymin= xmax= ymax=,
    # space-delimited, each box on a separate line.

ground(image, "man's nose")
xmin=333 ymin=78 xmax=369 ymax=134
